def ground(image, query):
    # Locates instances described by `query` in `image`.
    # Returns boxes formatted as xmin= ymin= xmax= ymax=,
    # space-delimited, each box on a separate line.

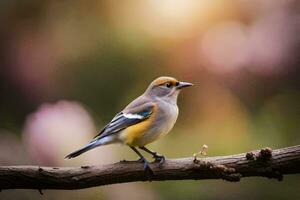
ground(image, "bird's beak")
xmin=176 ymin=81 xmax=193 ymax=89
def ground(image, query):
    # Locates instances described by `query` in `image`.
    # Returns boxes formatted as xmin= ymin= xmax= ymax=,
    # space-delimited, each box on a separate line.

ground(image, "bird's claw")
xmin=153 ymin=154 xmax=165 ymax=167
xmin=121 ymin=157 xmax=153 ymax=176
xmin=142 ymin=158 xmax=154 ymax=176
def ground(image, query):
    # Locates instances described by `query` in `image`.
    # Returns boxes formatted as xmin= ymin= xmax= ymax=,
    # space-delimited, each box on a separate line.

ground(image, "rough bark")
xmin=0 ymin=145 xmax=299 ymax=191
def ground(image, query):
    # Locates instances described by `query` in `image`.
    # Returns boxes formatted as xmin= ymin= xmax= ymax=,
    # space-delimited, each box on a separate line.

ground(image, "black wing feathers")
xmin=93 ymin=104 xmax=154 ymax=140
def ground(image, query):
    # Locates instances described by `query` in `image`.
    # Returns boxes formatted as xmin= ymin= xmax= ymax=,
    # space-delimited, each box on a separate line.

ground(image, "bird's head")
xmin=145 ymin=76 xmax=193 ymax=102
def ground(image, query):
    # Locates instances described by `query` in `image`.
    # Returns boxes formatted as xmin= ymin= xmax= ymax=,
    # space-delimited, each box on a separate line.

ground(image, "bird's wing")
xmin=93 ymin=102 xmax=155 ymax=140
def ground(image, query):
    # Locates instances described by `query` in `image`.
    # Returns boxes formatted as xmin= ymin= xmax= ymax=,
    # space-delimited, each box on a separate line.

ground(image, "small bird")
xmin=65 ymin=76 xmax=193 ymax=171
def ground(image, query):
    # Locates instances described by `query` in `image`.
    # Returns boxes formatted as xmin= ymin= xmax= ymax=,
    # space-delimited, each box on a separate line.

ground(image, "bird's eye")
xmin=165 ymin=82 xmax=172 ymax=88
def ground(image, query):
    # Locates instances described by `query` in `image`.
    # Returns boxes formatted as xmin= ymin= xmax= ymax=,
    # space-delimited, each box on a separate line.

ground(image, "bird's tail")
xmin=65 ymin=140 xmax=100 ymax=159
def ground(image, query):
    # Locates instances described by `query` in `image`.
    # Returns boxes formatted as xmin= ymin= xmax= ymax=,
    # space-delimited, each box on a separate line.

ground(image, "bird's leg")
xmin=130 ymin=146 xmax=153 ymax=174
xmin=139 ymin=146 xmax=165 ymax=167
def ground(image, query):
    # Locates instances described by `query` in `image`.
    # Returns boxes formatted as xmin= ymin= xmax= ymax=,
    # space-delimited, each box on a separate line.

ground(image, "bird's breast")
xmin=156 ymin=102 xmax=179 ymax=135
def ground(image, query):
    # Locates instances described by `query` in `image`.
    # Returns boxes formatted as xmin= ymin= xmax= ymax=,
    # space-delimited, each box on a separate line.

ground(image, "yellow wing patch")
xmin=122 ymin=105 xmax=157 ymax=146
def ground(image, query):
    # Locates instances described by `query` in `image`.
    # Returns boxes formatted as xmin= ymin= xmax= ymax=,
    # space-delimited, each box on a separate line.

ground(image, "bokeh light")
xmin=23 ymin=101 xmax=97 ymax=166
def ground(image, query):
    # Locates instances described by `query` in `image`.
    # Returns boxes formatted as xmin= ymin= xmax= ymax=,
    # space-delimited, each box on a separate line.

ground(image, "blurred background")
xmin=0 ymin=0 xmax=300 ymax=199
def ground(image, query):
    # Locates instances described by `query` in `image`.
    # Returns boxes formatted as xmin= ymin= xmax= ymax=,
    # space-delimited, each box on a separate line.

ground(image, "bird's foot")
xmin=120 ymin=158 xmax=153 ymax=176
xmin=141 ymin=158 xmax=153 ymax=176
xmin=153 ymin=154 xmax=165 ymax=167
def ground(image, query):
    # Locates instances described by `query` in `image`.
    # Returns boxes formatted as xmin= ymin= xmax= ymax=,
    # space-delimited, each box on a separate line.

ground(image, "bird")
xmin=65 ymin=76 xmax=193 ymax=171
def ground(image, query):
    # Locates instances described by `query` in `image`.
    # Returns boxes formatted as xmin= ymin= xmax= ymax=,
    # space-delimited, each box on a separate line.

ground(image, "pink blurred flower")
xmin=23 ymin=100 xmax=98 ymax=166
xmin=247 ymin=11 xmax=298 ymax=76
xmin=201 ymin=21 xmax=249 ymax=74
xmin=200 ymin=10 xmax=298 ymax=77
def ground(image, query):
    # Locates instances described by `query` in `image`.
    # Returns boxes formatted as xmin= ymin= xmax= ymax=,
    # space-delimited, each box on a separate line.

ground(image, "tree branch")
xmin=0 ymin=145 xmax=299 ymax=190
